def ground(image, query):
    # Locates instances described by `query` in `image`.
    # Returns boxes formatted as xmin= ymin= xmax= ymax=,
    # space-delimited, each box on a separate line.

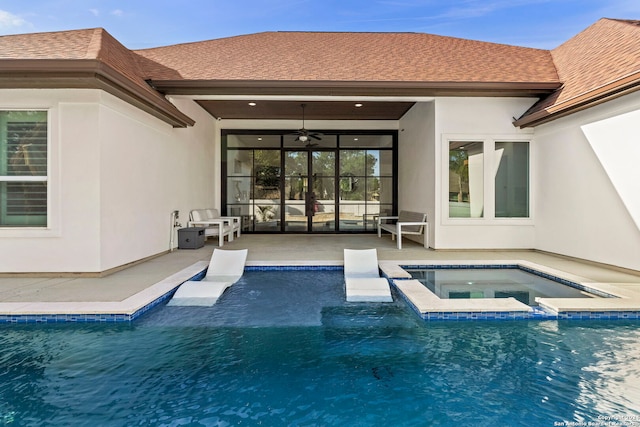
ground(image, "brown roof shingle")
xmin=0 ymin=28 xmax=194 ymax=127
xmin=2 ymin=20 xmax=638 ymax=127
xmin=0 ymin=28 xmax=100 ymax=59
xmin=515 ymin=18 xmax=640 ymax=126
xmin=135 ymin=31 xmax=559 ymax=84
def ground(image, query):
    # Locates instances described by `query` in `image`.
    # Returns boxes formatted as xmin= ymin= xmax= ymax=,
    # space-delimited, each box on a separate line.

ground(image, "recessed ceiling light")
xmin=354 ymin=138 xmax=359 ymax=141
xmin=248 ymin=102 xmax=257 ymax=106
xmin=355 ymin=103 xmax=363 ymax=107
xmin=258 ymin=137 xmax=263 ymax=141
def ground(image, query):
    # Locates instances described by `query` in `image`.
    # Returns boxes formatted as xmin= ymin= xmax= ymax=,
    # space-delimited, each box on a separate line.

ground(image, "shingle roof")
xmin=134 ymin=31 xmax=559 ymax=84
xmin=0 ymin=28 xmax=95 ymax=59
xmin=1 ymin=20 xmax=638 ymax=127
xmin=0 ymin=28 xmax=194 ymax=127
xmin=515 ymin=18 xmax=640 ymax=126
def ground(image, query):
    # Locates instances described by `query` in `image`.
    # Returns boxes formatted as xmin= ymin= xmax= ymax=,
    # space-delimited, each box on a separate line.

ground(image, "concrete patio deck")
xmin=1 ymin=234 xmax=639 ymax=319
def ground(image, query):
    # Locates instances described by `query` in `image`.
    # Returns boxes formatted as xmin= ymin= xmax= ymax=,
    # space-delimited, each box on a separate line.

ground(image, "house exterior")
xmin=0 ymin=18 xmax=638 ymax=274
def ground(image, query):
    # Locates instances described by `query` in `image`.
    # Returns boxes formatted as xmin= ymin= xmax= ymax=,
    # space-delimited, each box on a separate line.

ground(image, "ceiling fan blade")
xmin=291 ymin=105 xmax=324 ymax=143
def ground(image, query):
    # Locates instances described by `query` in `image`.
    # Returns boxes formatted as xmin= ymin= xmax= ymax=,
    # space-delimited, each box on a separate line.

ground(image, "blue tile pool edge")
xmin=1 ymin=264 xmax=637 ymax=324
xmin=393 ymin=264 xmax=635 ymax=321
xmin=0 ymin=265 xmax=344 ymax=324
xmin=400 ymin=263 xmax=618 ymax=297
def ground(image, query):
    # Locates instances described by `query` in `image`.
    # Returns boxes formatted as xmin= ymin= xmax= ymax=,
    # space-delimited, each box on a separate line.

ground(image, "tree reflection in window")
xmin=449 ymin=141 xmax=483 ymax=218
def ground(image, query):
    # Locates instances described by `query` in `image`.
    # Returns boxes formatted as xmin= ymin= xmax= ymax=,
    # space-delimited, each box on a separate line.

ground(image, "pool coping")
xmin=0 ymin=260 xmax=342 ymax=323
xmin=1 ymin=259 xmax=640 ymax=323
xmin=380 ymin=260 xmax=640 ymax=320
xmin=0 ymin=262 xmax=209 ymax=322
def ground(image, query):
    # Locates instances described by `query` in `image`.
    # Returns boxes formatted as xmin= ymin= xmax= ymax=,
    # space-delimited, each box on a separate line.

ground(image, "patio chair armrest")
xmin=377 ymin=215 xmax=398 ymax=225
xmin=188 ymin=220 xmax=225 ymax=227
xmin=397 ymin=221 xmax=428 ymax=232
xmin=214 ymin=217 xmax=233 ymax=225
xmin=217 ymin=216 xmax=241 ymax=224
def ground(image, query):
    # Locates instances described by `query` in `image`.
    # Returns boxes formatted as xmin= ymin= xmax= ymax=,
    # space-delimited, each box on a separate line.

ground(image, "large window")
xmin=0 ymin=111 xmax=48 ymax=227
xmin=449 ymin=141 xmax=484 ymax=218
xmin=447 ymin=138 xmax=530 ymax=220
xmin=495 ymin=142 xmax=529 ymax=218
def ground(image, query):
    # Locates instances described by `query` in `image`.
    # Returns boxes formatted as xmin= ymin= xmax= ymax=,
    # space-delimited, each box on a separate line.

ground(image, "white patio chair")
xmin=377 ymin=210 xmax=428 ymax=249
xmin=188 ymin=209 xmax=236 ymax=246
xmin=205 ymin=208 xmax=241 ymax=238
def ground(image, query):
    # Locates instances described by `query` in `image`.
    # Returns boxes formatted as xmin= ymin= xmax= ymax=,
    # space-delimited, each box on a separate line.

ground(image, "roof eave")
xmin=150 ymin=79 xmax=561 ymax=97
xmin=0 ymin=59 xmax=195 ymax=128
xmin=514 ymin=72 xmax=640 ymax=127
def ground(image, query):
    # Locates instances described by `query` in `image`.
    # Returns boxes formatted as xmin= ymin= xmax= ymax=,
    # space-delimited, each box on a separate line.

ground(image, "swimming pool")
xmin=2 ymin=269 xmax=640 ymax=425
xmin=406 ymin=268 xmax=596 ymax=304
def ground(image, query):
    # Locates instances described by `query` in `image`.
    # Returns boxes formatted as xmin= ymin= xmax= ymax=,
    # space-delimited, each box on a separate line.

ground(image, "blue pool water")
xmin=2 ymin=270 xmax=640 ymax=426
xmin=406 ymin=268 xmax=595 ymax=304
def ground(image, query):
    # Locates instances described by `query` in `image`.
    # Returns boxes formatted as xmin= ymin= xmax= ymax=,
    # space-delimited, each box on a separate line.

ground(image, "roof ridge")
xmin=606 ymin=18 xmax=640 ymax=26
xmin=273 ymin=30 xmax=420 ymax=34
xmin=85 ymin=28 xmax=105 ymax=59
xmin=134 ymin=32 xmax=266 ymax=52
xmin=0 ymin=26 xmax=101 ymax=39
xmin=135 ymin=30 xmax=550 ymax=54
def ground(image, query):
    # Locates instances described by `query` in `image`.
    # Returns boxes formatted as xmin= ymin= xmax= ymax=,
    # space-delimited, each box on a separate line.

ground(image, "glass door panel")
xmin=339 ymin=149 xmax=367 ymax=230
xmin=252 ymin=150 xmax=281 ymax=231
xmin=312 ymin=151 xmax=336 ymax=231
xmin=284 ymin=151 xmax=308 ymax=231
xmin=339 ymin=203 xmax=366 ymax=231
xmin=254 ymin=204 xmax=280 ymax=231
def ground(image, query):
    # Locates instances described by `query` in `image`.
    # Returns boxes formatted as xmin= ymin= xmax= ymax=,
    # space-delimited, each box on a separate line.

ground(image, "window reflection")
xmin=495 ymin=142 xmax=529 ymax=218
xmin=449 ymin=141 xmax=484 ymax=218
xmin=1 ymin=111 xmax=48 ymax=227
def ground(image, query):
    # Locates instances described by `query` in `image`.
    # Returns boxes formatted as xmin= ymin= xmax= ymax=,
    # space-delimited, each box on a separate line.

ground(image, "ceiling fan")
xmin=290 ymin=103 xmax=322 ymax=146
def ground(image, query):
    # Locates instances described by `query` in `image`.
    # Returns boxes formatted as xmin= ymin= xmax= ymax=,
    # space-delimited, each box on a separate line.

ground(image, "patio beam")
xmin=150 ymin=79 xmax=562 ymax=98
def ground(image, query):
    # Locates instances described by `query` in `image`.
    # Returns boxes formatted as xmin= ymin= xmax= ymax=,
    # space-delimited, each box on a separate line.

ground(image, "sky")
xmin=0 ymin=0 xmax=639 ymax=50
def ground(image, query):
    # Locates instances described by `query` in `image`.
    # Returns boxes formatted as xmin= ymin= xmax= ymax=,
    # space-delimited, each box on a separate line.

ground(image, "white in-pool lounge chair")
xmin=344 ymin=248 xmax=393 ymax=302
xmin=168 ymin=249 xmax=248 ymax=306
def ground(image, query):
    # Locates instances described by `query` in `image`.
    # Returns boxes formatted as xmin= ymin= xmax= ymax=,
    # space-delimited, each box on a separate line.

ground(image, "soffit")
xmin=196 ymin=100 xmax=415 ymax=120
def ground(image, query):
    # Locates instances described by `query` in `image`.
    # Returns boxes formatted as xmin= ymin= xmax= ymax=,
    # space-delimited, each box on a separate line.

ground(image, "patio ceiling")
xmin=195 ymin=100 xmax=415 ymax=120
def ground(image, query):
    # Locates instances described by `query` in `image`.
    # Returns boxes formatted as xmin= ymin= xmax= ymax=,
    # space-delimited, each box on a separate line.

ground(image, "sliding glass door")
xmin=224 ymin=131 xmax=396 ymax=233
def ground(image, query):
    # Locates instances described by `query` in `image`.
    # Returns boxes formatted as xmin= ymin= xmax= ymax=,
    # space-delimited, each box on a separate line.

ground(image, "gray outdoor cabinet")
xmin=177 ymin=227 xmax=205 ymax=249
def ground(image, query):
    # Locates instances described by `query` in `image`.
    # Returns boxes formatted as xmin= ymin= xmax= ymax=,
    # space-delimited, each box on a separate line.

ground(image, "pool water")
xmin=2 ymin=270 xmax=640 ymax=426
xmin=407 ymin=268 xmax=595 ymax=305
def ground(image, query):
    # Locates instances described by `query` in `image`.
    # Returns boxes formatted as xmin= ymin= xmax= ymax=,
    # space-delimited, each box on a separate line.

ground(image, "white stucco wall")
xmin=533 ymin=91 xmax=640 ymax=271
xmin=97 ymin=95 xmax=217 ymax=271
xmin=4 ymin=87 xmax=638 ymax=273
xmin=0 ymin=90 xmax=101 ymax=272
xmin=398 ymin=102 xmax=436 ymax=246
xmin=0 ymin=89 xmax=217 ymax=273
xmin=432 ymin=97 xmax=537 ymax=249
